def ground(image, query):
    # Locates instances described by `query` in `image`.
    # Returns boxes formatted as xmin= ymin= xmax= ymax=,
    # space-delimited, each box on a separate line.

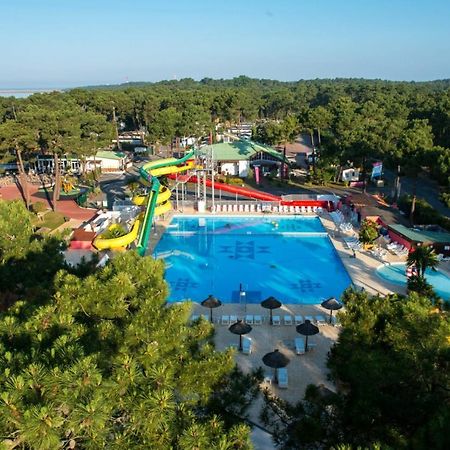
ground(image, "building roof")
xmin=199 ymin=140 xmax=288 ymax=163
xmin=389 ymin=224 xmax=450 ymax=244
xmin=95 ymin=151 xmax=127 ymax=160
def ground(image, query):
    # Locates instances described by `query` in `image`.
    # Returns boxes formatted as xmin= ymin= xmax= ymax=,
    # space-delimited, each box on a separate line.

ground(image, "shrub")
xmin=101 ymin=224 xmax=127 ymax=239
xmin=358 ymin=219 xmax=378 ymax=245
xmin=31 ymin=201 xmax=47 ymax=213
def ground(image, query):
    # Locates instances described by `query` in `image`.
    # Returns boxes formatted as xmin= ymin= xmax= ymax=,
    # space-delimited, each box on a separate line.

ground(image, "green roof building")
xmin=198 ymin=140 xmax=288 ymax=177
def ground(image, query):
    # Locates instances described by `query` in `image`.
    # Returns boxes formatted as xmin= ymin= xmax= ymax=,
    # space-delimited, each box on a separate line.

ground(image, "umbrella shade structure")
xmin=321 ymin=297 xmax=343 ymax=324
xmin=262 ymin=349 xmax=290 ymax=384
xmin=229 ymin=320 xmax=252 ymax=351
xmin=201 ymin=294 xmax=222 ymax=323
xmin=262 ymin=349 xmax=290 ymax=368
xmin=296 ymin=320 xmax=319 ymax=352
xmin=261 ymin=296 xmax=282 ymax=325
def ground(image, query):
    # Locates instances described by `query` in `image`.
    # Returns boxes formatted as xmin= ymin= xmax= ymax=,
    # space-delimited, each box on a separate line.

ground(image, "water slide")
xmin=175 ymin=175 xmax=332 ymax=208
xmin=93 ymin=151 xmax=194 ymax=252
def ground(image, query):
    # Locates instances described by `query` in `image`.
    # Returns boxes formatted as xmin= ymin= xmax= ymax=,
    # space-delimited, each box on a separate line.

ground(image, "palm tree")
xmin=407 ymin=245 xmax=439 ymax=278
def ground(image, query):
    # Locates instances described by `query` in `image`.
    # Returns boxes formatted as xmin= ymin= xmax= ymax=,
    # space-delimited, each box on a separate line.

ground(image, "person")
xmin=352 ymin=249 xmax=357 ymax=258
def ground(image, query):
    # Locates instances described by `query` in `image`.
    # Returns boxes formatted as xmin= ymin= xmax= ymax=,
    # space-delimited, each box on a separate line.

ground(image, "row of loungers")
xmin=191 ymin=314 xmax=328 ymax=326
xmin=211 ymin=204 xmax=323 ymax=214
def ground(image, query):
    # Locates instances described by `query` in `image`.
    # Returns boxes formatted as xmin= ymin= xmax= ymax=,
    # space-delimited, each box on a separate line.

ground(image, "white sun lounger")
xmin=245 ymin=314 xmax=254 ymax=324
xmin=242 ymin=336 xmax=252 ymax=355
xmin=253 ymin=315 xmax=262 ymax=325
xmin=272 ymin=315 xmax=281 ymax=326
xmin=295 ymin=337 xmax=306 ymax=355
xmin=284 ymin=315 xmax=293 ymax=325
xmin=294 ymin=315 xmax=303 ymax=325
xmin=229 ymin=315 xmax=238 ymax=324
xmin=295 ymin=206 xmax=301 ymax=214
xmin=221 ymin=315 xmax=230 ymax=325
xmin=278 ymin=368 xmax=288 ymax=388
xmin=256 ymin=204 xmax=262 ymax=213
xmin=301 ymin=206 xmax=307 ymax=213
xmin=289 ymin=206 xmax=295 ymax=213
xmin=315 ymin=315 xmax=326 ymax=325
xmin=250 ymin=204 xmax=256 ymax=212
xmin=244 ymin=204 xmax=250 ymax=212
xmin=238 ymin=204 xmax=244 ymax=212
xmin=191 ymin=314 xmax=199 ymax=322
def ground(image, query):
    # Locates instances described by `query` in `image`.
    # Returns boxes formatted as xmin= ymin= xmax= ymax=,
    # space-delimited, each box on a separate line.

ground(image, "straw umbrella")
xmin=321 ymin=297 xmax=343 ymax=324
xmin=261 ymin=296 xmax=282 ymax=325
xmin=201 ymin=294 xmax=222 ymax=323
xmin=296 ymin=320 xmax=319 ymax=352
xmin=229 ymin=320 xmax=252 ymax=351
xmin=262 ymin=349 xmax=290 ymax=382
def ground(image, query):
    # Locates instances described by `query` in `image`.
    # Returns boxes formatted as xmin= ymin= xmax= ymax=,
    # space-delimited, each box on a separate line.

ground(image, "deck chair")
xmin=301 ymin=206 xmax=307 ymax=214
xmin=315 ymin=315 xmax=326 ymax=325
xmin=233 ymin=204 xmax=238 ymax=212
xmin=238 ymin=204 xmax=244 ymax=212
xmin=191 ymin=314 xmax=199 ymax=322
xmin=294 ymin=315 xmax=303 ymax=325
xmin=253 ymin=315 xmax=262 ymax=325
xmin=221 ymin=315 xmax=230 ymax=325
xmin=295 ymin=206 xmax=301 ymax=214
xmin=250 ymin=204 xmax=255 ymax=212
xmin=242 ymin=336 xmax=252 ymax=355
xmin=272 ymin=315 xmax=281 ymax=326
xmin=244 ymin=204 xmax=250 ymax=212
xmin=284 ymin=315 xmax=293 ymax=325
xmin=229 ymin=315 xmax=238 ymax=324
xmin=289 ymin=206 xmax=295 ymax=213
xmin=278 ymin=368 xmax=288 ymax=388
xmin=295 ymin=337 xmax=306 ymax=355
xmin=245 ymin=314 xmax=254 ymax=324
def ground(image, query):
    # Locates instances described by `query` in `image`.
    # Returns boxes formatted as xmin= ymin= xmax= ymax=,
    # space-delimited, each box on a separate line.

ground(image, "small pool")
xmin=376 ymin=263 xmax=450 ymax=300
xmin=154 ymin=215 xmax=353 ymax=304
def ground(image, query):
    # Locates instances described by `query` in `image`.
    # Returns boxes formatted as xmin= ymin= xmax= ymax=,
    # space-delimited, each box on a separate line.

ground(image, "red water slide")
xmin=170 ymin=173 xmax=333 ymax=210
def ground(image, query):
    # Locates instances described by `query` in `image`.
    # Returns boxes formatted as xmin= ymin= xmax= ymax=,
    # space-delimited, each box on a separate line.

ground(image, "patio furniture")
xmin=253 ymin=315 xmax=262 ymax=325
xmin=272 ymin=315 xmax=281 ymax=326
xmin=295 ymin=337 xmax=305 ymax=355
xmin=278 ymin=368 xmax=288 ymax=388
xmin=242 ymin=336 xmax=252 ymax=354
xmin=284 ymin=315 xmax=293 ymax=325
xmin=245 ymin=314 xmax=254 ymax=324
xmin=294 ymin=315 xmax=303 ymax=325
xmin=221 ymin=315 xmax=230 ymax=325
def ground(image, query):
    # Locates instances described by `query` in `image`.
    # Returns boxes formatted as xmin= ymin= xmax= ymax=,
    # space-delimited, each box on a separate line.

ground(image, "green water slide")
xmin=136 ymin=149 xmax=195 ymax=256
xmin=136 ymin=177 xmax=160 ymax=256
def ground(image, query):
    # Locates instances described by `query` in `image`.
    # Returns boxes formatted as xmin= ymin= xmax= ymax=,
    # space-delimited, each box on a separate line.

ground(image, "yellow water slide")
xmin=93 ymin=153 xmax=194 ymax=251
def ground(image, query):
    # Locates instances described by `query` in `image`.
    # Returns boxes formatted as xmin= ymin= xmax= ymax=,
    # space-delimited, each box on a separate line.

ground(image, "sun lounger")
xmin=229 ymin=315 xmax=237 ymax=324
xmin=289 ymin=206 xmax=295 ymax=213
xmin=263 ymin=372 xmax=273 ymax=384
xmin=301 ymin=206 xmax=307 ymax=213
xmin=191 ymin=314 xmax=199 ymax=322
xmin=245 ymin=314 xmax=254 ymax=324
xmin=256 ymin=204 xmax=262 ymax=213
xmin=242 ymin=336 xmax=252 ymax=355
xmin=284 ymin=315 xmax=293 ymax=325
xmin=253 ymin=315 xmax=262 ymax=325
xmin=250 ymin=204 xmax=255 ymax=212
xmin=272 ymin=315 xmax=281 ymax=326
xmin=295 ymin=206 xmax=301 ymax=214
xmin=273 ymin=206 xmax=279 ymax=213
xmin=294 ymin=315 xmax=303 ymax=325
xmin=244 ymin=204 xmax=250 ymax=212
xmin=315 ymin=315 xmax=326 ymax=325
xmin=238 ymin=204 xmax=243 ymax=212
xmin=295 ymin=337 xmax=306 ymax=355
xmin=221 ymin=315 xmax=230 ymax=325
xmin=306 ymin=206 xmax=313 ymax=214
xmin=233 ymin=204 xmax=238 ymax=212
xmin=304 ymin=315 xmax=314 ymax=323
xmin=278 ymin=368 xmax=288 ymax=388
xmin=312 ymin=206 xmax=318 ymax=213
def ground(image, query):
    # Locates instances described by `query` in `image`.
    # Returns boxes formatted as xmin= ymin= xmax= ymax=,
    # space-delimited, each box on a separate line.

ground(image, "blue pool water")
xmin=154 ymin=215 xmax=352 ymax=304
xmin=377 ymin=263 xmax=450 ymax=300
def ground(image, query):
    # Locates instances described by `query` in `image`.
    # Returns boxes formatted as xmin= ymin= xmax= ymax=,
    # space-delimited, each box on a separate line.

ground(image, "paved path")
xmin=0 ymin=183 xmax=97 ymax=221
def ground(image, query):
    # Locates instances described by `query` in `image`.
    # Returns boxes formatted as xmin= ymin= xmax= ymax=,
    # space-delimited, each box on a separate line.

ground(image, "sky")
xmin=1 ymin=0 xmax=450 ymax=89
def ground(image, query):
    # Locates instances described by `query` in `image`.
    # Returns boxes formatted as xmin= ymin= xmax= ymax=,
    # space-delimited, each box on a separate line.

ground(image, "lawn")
xmin=32 ymin=211 xmax=66 ymax=231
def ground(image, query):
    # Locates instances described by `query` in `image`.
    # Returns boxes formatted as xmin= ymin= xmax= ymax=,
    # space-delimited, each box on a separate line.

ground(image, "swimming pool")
xmin=154 ymin=215 xmax=352 ymax=304
xmin=376 ymin=263 xmax=450 ymax=300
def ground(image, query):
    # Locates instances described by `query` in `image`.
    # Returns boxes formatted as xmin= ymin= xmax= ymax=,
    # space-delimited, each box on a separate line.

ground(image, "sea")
xmin=0 ymin=89 xmax=61 ymax=98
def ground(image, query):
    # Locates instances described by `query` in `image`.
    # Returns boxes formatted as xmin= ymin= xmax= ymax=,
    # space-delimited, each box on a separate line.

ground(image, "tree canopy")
xmin=262 ymin=289 xmax=450 ymax=449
